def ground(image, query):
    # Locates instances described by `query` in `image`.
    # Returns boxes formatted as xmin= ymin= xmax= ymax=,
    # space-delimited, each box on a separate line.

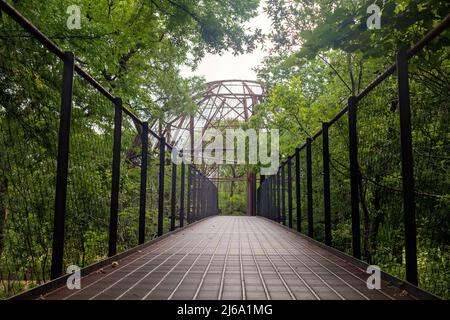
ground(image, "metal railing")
xmin=0 ymin=0 xmax=217 ymax=298
xmin=257 ymin=14 xmax=450 ymax=298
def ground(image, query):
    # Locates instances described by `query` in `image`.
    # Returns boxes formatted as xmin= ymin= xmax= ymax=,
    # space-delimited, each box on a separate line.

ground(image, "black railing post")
xmin=138 ymin=122 xmax=148 ymax=245
xmin=187 ymin=166 xmax=192 ymax=223
xmin=276 ymin=170 xmax=281 ymax=222
xmin=397 ymin=48 xmax=418 ymax=285
xmin=202 ymin=176 xmax=206 ymax=218
xmin=205 ymin=180 xmax=209 ymax=217
xmin=281 ymin=165 xmax=286 ymax=225
xmin=256 ymin=186 xmax=260 ymax=216
xmin=199 ymin=174 xmax=203 ymax=219
xmin=180 ymin=161 xmax=185 ymax=228
xmin=192 ymin=170 xmax=197 ymax=222
xmin=267 ymin=180 xmax=270 ymax=219
xmin=157 ymin=136 xmax=165 ymax=237
xmin=268 ymin=177 xmax=271 ymax=219
xmin=108 ymin=98 xmax=123 ymax=257
xmin=261 ymin=181 xmax=267 ymax=217
xmin=265 ymin=178 xmax=268 ymax=219
xmin=261 ymin=182 xmax=264 ymax=217
xmin=306 ymin=138 xmax=314 ymax=238
xmin=295 ymin=147 xmax=302 ymax=233
xmin=51 ymin=52 xmax=74 ymax=279
xmin=197 ymin=173 xmax=201 ymax=220
xmin=215 ymin=184 xmax=219 ymax=215
xmin=348 ymin=96 xmax=361 ymax=259
xmin=170 ymin=161 xmax=177 ymax=231
xmin=199 ymin=175 xmax=203 ymax=219
xmin=206 ymin=178 xmax=209 ymax=217
xmin=200 ymin=174 xmax=203 ymax=219
xmin=272 ymin=176 xmax=276 ymax=221
xmin=287 ymin=158 xmax=293 ymax=229
xmin=322 ymin=122 xmax=332 ymax=246
xmin=252 ymin=172 xmax=257 ymax=216
xmin=271 ymin=176 xmax=275 ymax=221
xmin=264 ymin=181 xmax=268 ymax=218
xmin=206 ymin=182 xmax=210 ymax=217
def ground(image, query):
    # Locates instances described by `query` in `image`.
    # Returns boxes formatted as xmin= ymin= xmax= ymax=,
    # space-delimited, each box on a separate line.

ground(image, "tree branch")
xmin=317 ymin=54 xmax=352 ymax=93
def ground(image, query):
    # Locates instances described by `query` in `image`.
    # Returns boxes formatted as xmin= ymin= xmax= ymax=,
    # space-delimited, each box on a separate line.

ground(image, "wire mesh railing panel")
xmin=145 ymin=144 xmax=160 ymax=240
xmin=175 ymin=163 xmax=182 ymax=228
xmin=311 ymin=135 xmax=324 ymax=242
xmin=163 ymin=151 xmax=173 ymax=234
xmin=281 ymin=166 xmax=286 ymax=224
xmin=299 ymin=148 xmax=309 ymax=234
xmin=291 ymin=156 xmax=298 ymax=229
xmin=328 ymin=114 xmax=352 ymax=255
xmin=64 ymin=74 xmax=114 ymax=268
xmin=0 ymin=26 xmax=61 ymax=297
xmin=117 ymin=116 xmax=141 ymax=252
xmin=357 ymin=77 xmax=406 ymax=279
xmin=409 ymin=57 xmax=450 ymax=298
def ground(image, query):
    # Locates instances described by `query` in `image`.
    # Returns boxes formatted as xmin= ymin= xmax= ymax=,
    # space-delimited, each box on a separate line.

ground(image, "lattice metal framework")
xmin=154 ymin=80 xmax=265 ymax=159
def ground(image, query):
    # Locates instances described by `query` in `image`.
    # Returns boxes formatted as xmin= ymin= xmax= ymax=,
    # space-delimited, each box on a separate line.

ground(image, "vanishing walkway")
xmin=29 ymin=216 xmax=417 ymax=300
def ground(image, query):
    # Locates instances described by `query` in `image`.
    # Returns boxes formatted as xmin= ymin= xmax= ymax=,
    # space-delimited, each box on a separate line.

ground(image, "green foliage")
xmin=266 ymin=0 xmax=450 ymax=58
xmin=217 ymin=164 xmax=247 ymax=216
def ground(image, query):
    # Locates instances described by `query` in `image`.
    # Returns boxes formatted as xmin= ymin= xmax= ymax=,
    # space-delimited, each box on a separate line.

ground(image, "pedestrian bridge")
xmin=1 ymin=1 xmax=447 ymax=301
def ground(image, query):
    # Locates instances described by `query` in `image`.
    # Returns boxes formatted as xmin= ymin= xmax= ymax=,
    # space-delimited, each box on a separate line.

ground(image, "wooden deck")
xmin=35 ymin=216 xmax=417 ymax=300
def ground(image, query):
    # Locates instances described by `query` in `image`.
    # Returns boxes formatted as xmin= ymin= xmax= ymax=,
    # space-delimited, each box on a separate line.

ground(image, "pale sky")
xmin=181 ymin=3 xmax=272 ymax=82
